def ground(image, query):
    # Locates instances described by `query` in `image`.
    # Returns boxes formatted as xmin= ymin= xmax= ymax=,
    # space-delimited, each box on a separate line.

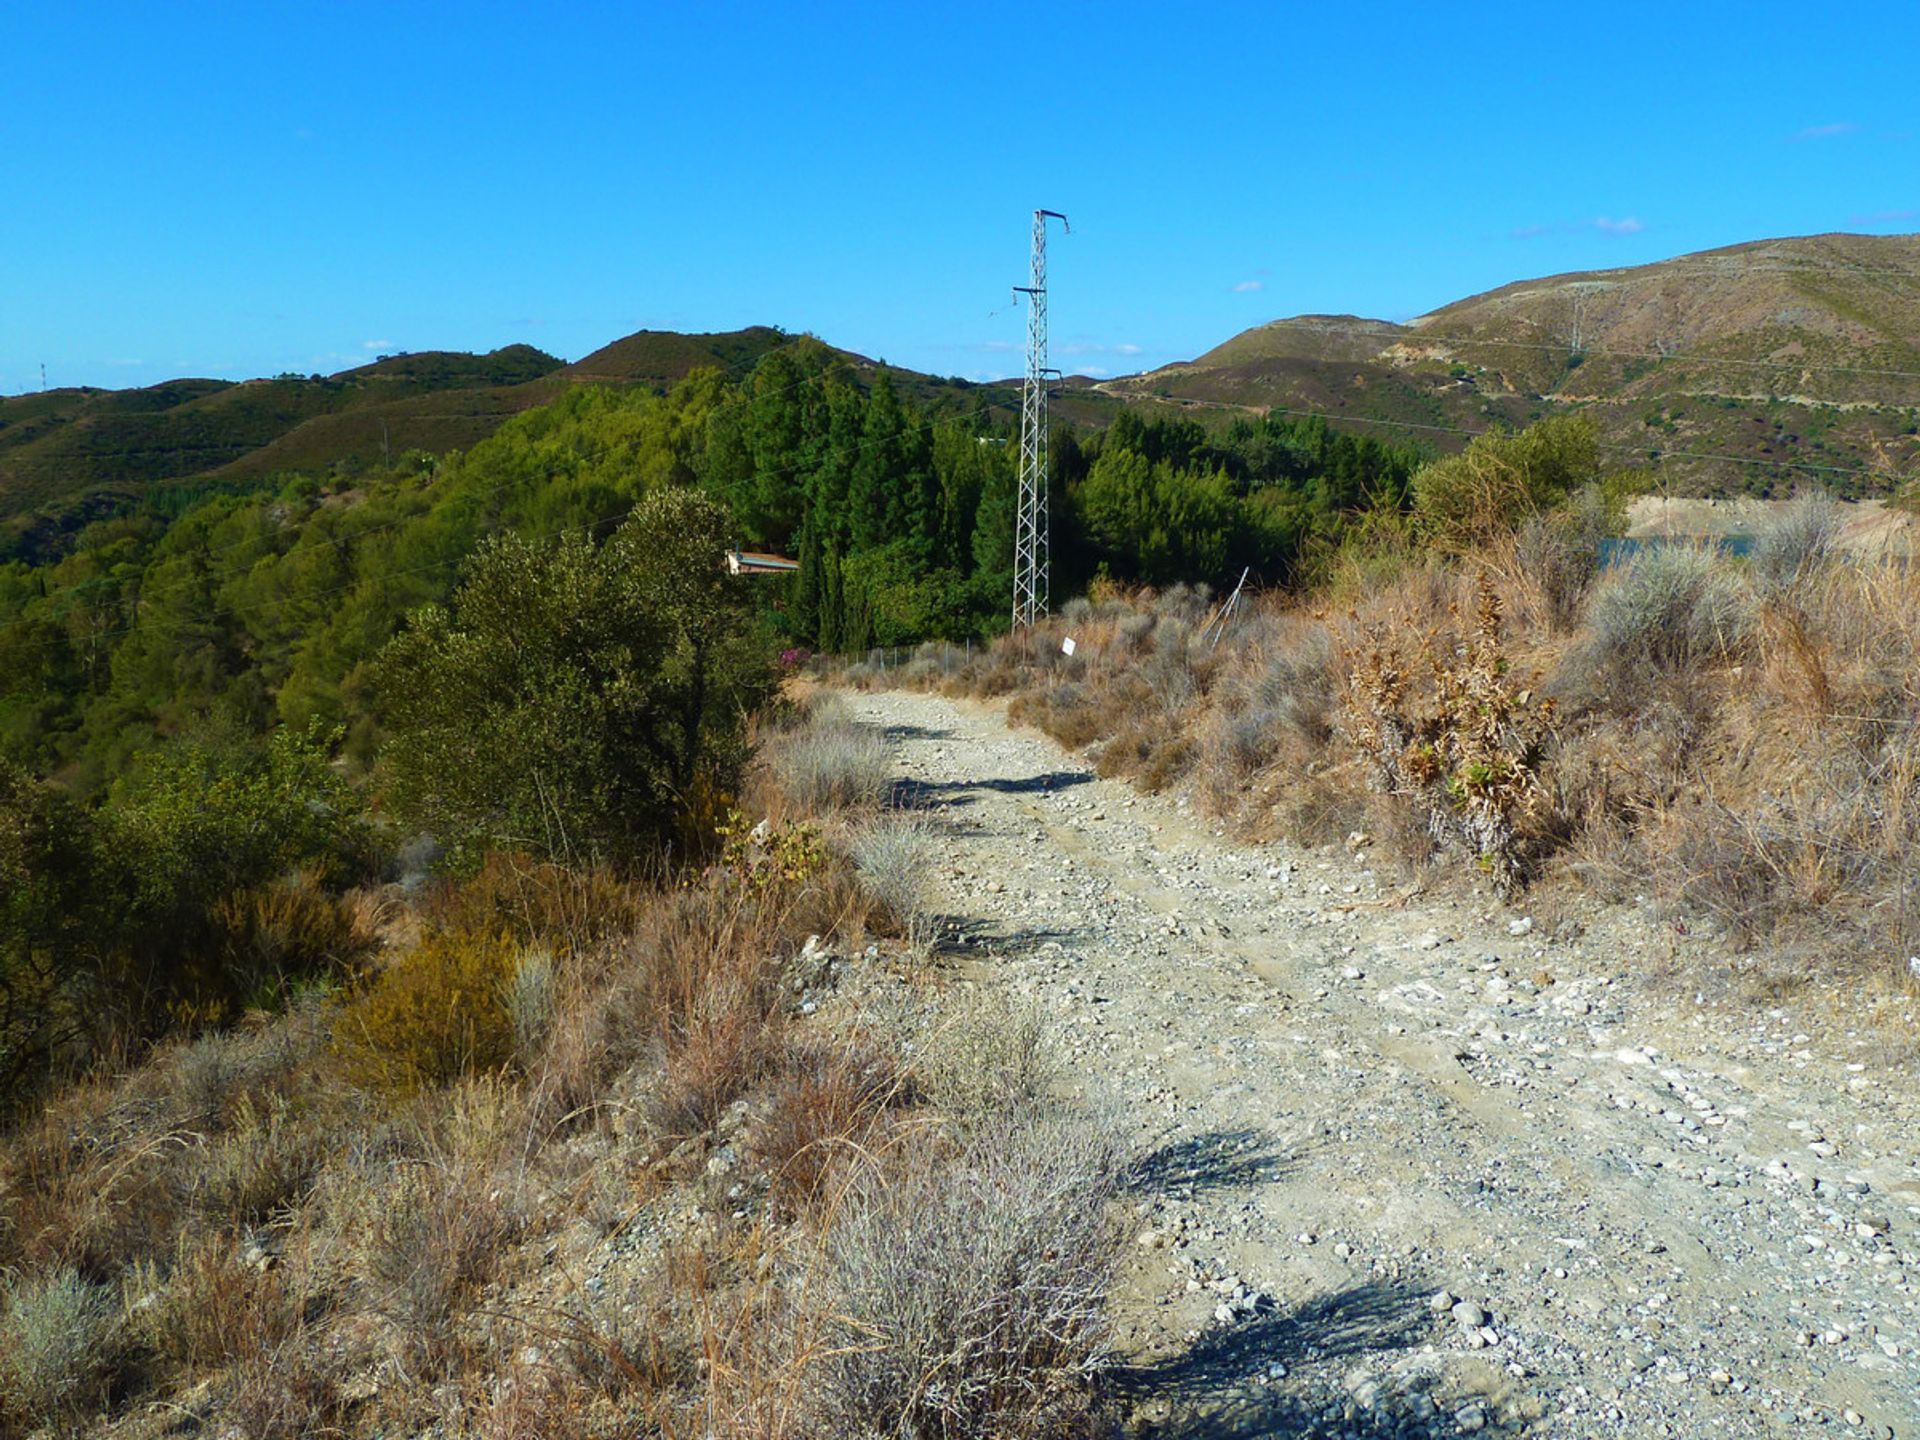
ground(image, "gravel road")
xmin=844 ymin=688 xmax=1920 ymax=1439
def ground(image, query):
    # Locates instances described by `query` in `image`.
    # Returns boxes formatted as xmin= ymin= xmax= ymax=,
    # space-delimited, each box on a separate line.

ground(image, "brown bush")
xmin=622 ymin=883 xmax=793 ymax=1137
xmin=424 ymin=852 xmax=651 ymax=956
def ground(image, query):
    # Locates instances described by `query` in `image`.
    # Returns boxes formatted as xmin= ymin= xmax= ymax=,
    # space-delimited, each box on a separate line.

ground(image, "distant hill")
xmin=0 ymin=331 xmax=805 ymax=547
xmin=0 ymin=320 xmax=1116 ymax=557
xmin=1097 ymin=233 xmax=1920 ymax=494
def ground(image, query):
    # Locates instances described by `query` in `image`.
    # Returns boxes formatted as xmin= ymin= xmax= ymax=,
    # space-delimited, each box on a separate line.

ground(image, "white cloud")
xmin=1513 ymin=216 xmax=1646 ymax=239
xmin=1233 ymin=279 xmax=1265 ymax=293
xmin=1057 ymin=341 xmax=1146 ymax=357
xmin=1080 ymin=366 xmax=1111 ymax=377
xmin=1849 ymin=207 xmax=1919 ymax=225
xmin=1795 ymin=121 xmax=1858 ymax=141
xmin=362 ymin=338 xmax=394 ymax=351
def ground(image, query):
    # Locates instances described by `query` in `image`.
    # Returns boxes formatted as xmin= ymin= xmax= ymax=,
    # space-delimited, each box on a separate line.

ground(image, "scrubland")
xmin=856 ymin=492 xmax=1920 ymax=1020
xmin=0 ymin=713 xmax=1125 ymax=1440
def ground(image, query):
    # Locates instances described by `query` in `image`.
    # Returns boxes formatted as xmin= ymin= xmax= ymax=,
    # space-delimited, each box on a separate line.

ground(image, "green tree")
xmin=376 ymin=488 xmax=773 ymax=865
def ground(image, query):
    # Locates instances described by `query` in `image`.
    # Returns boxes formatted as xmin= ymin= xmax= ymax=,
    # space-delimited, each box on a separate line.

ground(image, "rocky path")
xmin=845 ymin=688 xmax=1920 ymax=1440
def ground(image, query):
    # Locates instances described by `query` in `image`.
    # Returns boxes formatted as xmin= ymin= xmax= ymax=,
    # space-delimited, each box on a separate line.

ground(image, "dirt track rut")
xmin=846 ymin=688 xmax=1920 ymax=1439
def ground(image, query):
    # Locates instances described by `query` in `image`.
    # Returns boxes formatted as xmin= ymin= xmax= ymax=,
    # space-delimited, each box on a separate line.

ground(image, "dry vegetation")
xmin=855 ymin=494 xmax=1920 ymax=1017
xmin=0 ymin=702 xmax=1126 ymax=1440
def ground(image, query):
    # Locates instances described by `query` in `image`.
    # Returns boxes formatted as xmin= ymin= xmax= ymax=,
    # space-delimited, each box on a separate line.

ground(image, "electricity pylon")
xmin=1012 ymin=208 xmax=1068 ymax=630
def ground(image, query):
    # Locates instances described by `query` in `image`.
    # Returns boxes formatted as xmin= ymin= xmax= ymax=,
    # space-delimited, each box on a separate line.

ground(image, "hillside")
xmin=0 ymin=326 xmax=1084 ymax=558
xmin=1098 ymin=232 xmax=1920 ymax=495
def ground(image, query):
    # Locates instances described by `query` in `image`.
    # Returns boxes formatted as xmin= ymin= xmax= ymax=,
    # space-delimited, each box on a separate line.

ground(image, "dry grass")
xmin=0 ymin=788 xmax=914 ymax=1440
xmin=850 ymin=817 xmax=940 ymax=953
xmin=806 ymin=1102 xmax=1127 ymax=1440
xmin=892 ymin=554 xmax=1920 ymax=1017
xmin=760 ymin=697 xmax=895 ymax=813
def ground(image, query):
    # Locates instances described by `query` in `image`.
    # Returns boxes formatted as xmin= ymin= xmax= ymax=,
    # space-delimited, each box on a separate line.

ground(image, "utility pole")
xmin=1012 ymin=208 xmax=1068 ymax=630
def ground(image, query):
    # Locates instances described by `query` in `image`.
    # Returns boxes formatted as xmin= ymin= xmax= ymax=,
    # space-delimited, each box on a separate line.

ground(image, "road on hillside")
xmin=846 ymin=688 xmax=1919 ymax=1440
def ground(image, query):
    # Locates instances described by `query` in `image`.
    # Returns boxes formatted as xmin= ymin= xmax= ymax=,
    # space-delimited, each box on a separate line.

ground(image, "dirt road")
xmin=846 ymin=688 xmax=1919 ymax=1439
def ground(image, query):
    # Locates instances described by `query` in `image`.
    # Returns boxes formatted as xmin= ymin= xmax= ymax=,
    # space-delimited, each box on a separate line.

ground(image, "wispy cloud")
xmin=1848 ymin=207 xmax=1919 ymax=225
xmin=1057 ymin=341 xmax=1144 ymax=357
xmin=1794 ymin=121 xmax=1859 ymax=141
xmin=362 ymin=338 xmax=393 ymax=351
xmin=1232 ymin=279 xmax=1264 ymax=293
xmin=1079 ymin=366 xmax=1111 ymax=377
xmin=1513 ymin=215 xmax=1646 ymax=239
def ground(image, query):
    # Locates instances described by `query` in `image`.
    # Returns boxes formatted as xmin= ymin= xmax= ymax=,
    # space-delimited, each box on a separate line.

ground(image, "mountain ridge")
xmin=1097 ymin=231 xmax=1920 ymax=493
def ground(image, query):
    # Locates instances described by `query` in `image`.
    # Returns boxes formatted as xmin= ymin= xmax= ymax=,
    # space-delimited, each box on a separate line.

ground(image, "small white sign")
xmin=1061 ymin=636 xmax=1077 ymax=656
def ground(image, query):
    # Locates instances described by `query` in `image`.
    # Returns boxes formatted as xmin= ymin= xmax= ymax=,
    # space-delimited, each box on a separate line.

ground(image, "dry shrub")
xmin=850 ymin=818 xmax=938 ymax=951
xmin=1580 ymin=542 xmax=1750 ymax=680
xmin=131 ymin=1235 xmax=306 ymax=1373
xmin=0 ymin=1266 xmax=124 ymax=1430
xmin=807 ymin=1103 xmax=1127 ymax=1440
xmin=352 ymin=1153 xmax=510 ymax=1374
xmin=762 ymin=701 xmax=894 ymax=813
xmin=1750 ymin=489 xmax=1843 ymax=598
xmin=188 ymin=1091 xmax=324 ymax=1226
xmin=504 ymin=947 xmax=558 ymax=1066
xmin=1342 ymin=575 xmax=1557 ymax=895
xmin=750 ymin=1039 xmax=908 ymax=1219
xmin=226 ymin=1339 xmax=347 ymax=1440
xmin=2 ymin=1105 xmax=186 ymax=1277
xmin=334 ymin=930 xmax=519 ymax=1095
xmin=1510 ymin=484 xmax=1611 ymax=632
xmin=910 ymin=992 xmax=1055 ymax=1121
xmin=624 ymin=883 xmax=793 ymax=1136
xmin=1008 ymin=686 xmax=1106 ymax=750
xmin=1194 ymin=620 xmax=1337 ymax=815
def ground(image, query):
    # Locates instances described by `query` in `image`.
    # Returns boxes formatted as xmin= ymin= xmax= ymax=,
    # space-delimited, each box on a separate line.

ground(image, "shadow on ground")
xmin=1126 ymin=1128 xmax=1295 ymax=1197
xmin=874 ymin=722 xmax=955 ymax=742
xmin=1112 ymin=1281 xmax=1471 ymax=1438
xmin=892 ymin=769 xmax=1094 ymax=809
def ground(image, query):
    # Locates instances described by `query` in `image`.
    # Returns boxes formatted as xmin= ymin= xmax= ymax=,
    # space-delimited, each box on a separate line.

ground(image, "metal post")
xmin=1013 ymin=209 xmax=1067 ymax=630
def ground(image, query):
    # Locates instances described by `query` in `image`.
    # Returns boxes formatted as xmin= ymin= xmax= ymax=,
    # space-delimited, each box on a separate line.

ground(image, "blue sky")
xmin=2 ymin=1 xmax=1913 ymax=394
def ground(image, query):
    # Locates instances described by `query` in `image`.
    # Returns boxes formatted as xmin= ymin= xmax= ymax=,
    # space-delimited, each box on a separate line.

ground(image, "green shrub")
xmin=1412 ymin=414 xmax=1605 ymax=551
xmin=334 ymin=930 xmax=517 ymax=1094
xmin=0 ymin=1267 xmax=123 ymax=1428
xmin=376 ymin=488 xmax=777 ymax=866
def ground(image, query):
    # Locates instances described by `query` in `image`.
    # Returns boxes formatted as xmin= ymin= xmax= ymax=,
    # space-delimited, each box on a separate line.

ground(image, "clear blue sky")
xmin=2 ymin=1 xmax=1913 ymax=394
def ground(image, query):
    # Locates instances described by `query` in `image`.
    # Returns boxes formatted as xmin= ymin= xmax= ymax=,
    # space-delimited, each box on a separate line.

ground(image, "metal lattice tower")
xmin=1012 ymin=208 xmax=1067 ymax=630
